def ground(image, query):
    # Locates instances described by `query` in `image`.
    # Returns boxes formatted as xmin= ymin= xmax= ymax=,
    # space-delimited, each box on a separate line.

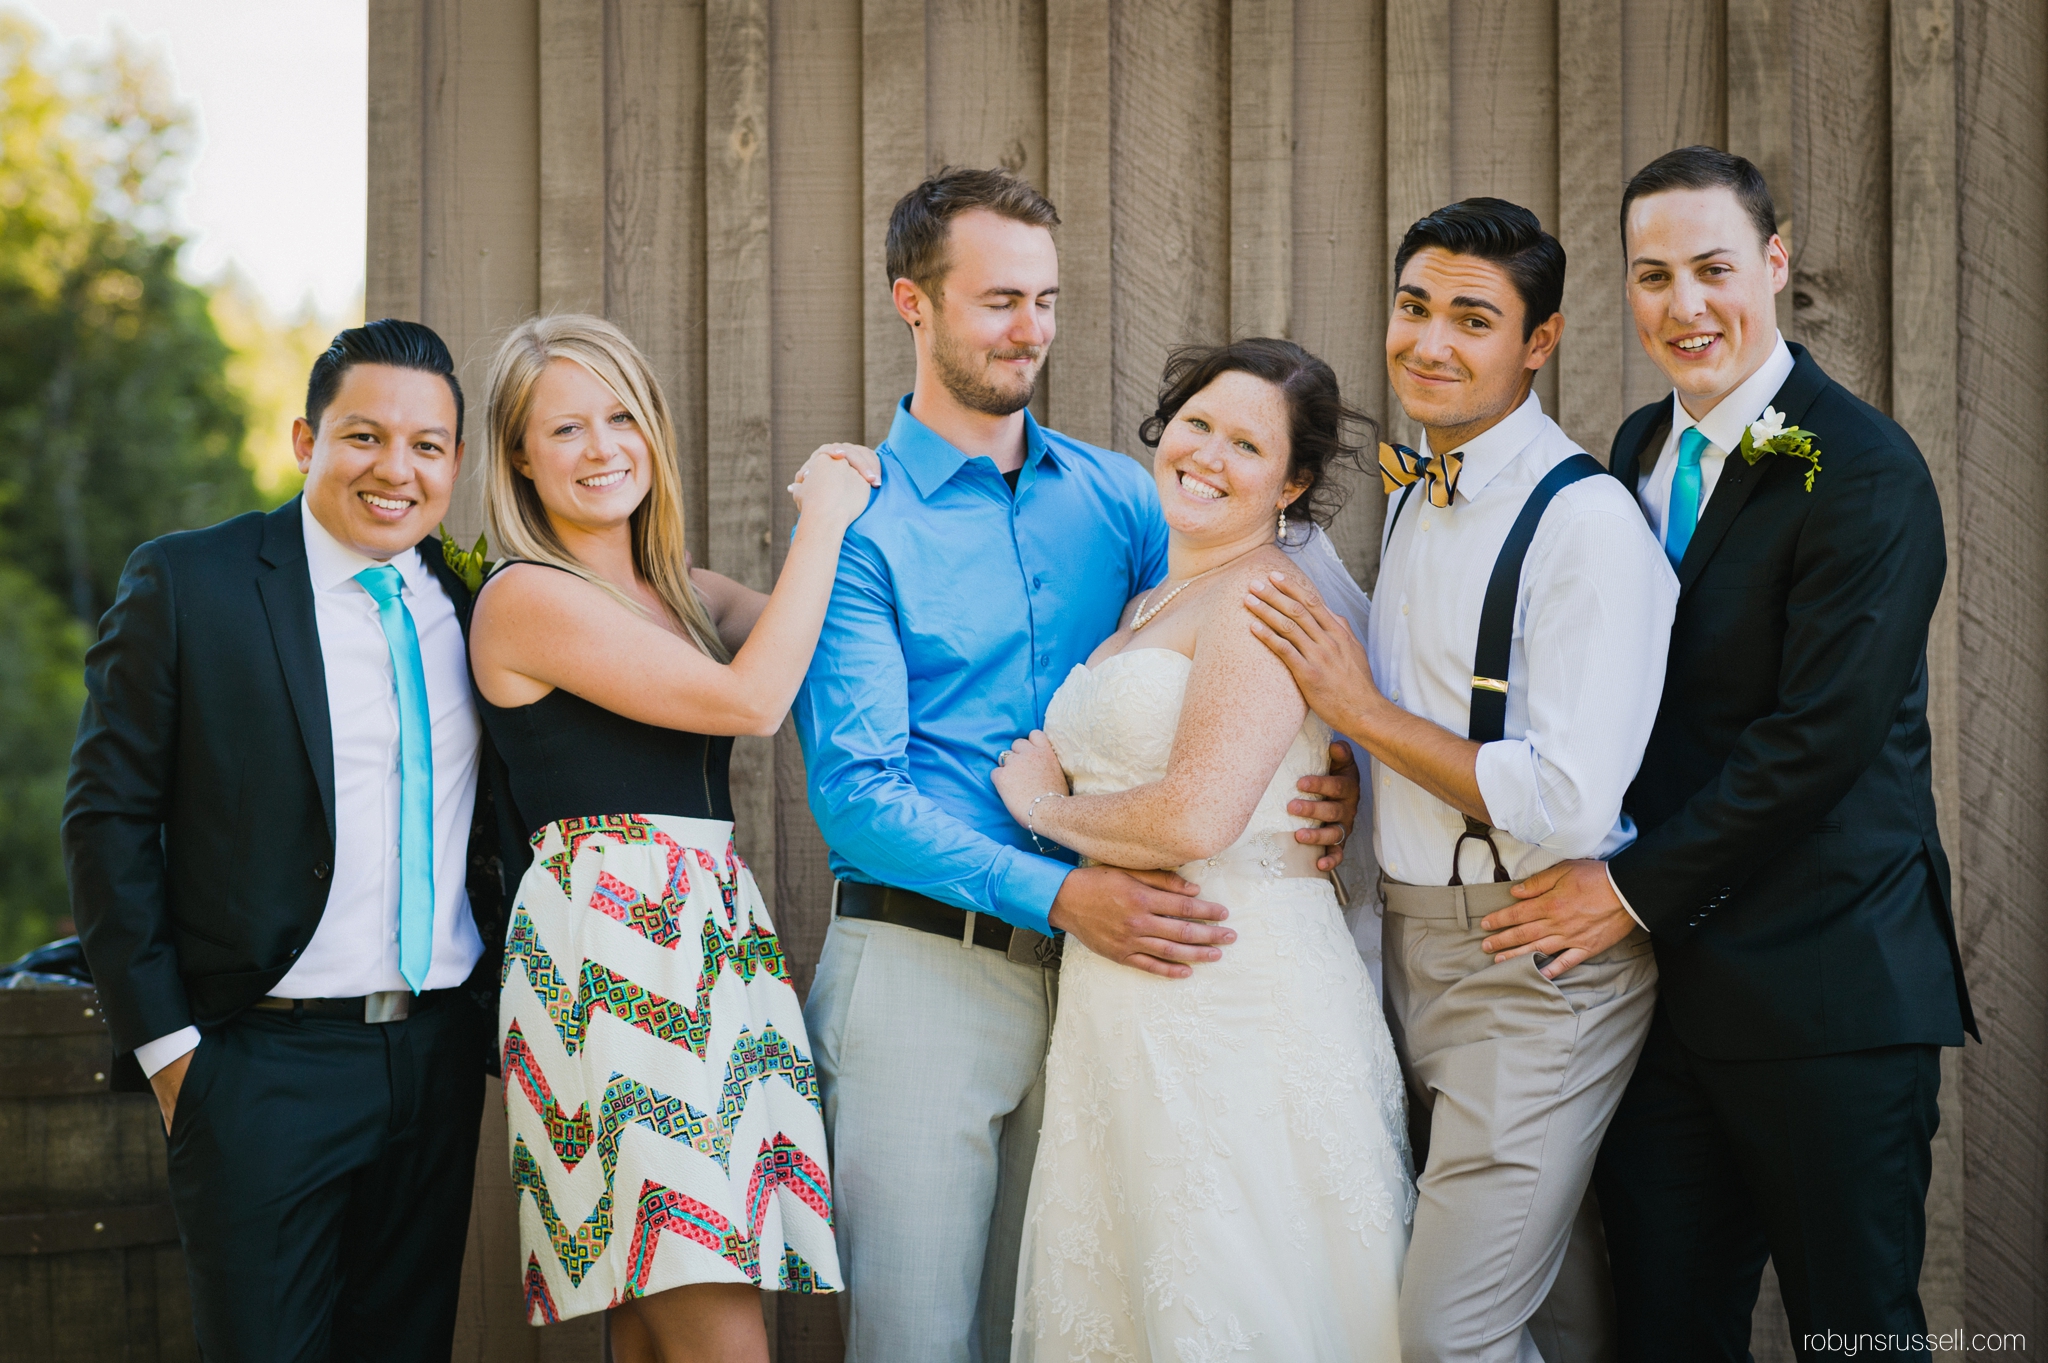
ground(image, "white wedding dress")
xmin=1013 ymin=647 xmax=1414 ymax=1363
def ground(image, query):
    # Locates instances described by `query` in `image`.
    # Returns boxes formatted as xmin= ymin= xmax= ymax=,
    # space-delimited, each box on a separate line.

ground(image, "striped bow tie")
xmin=1379 ymin=441 xmax=1461 ymax=509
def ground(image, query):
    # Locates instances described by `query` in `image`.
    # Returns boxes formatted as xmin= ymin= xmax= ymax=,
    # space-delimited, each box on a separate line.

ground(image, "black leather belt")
xmin=251 ymin=989 xmax=453 ymax=1023
xmin=835 ymin=880 xmax=1061 ymax=968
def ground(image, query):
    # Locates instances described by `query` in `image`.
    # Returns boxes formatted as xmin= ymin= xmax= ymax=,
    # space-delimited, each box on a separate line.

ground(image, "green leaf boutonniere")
xmin=1735 ymin=406 xmax=1823 ymax=492
xmin=439 ymin=525 xmax=491 ymax=593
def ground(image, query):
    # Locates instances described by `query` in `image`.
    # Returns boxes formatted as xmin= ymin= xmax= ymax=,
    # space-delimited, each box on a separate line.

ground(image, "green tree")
xmin=0 ymin=13 xmax=262 ymax=956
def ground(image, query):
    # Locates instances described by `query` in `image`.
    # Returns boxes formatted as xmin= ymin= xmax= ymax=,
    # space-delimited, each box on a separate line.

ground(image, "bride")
xmin=993 ymin=339 xmax=1413 ymax=1361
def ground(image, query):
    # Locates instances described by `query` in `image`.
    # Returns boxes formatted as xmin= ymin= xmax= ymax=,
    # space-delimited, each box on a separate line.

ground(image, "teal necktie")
xmin=355 ymin=564 xmax=435 ymax=993
xmin=1664 ymin=426 xmax=1709 ymax=568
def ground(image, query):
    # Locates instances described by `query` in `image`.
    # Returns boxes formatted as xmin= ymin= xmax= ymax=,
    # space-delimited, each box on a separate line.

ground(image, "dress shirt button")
xmin=312 ymin=862 xmax=330 ymax=880
xmin=1422 ymin=519 xmax=1432 ymax=532
xmin=1401 ymin=602 xmax=1409 ymax=616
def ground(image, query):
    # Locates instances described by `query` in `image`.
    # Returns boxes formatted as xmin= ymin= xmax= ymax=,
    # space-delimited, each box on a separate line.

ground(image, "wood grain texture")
xmin=1381 ymin=0 xmax=1450 ymax=451
xmin=1618 ymin=0 xmax=1725 ymax=413
xmin=861 ymin=0 xmax=927 ymax=444
xmin=1956 ymin=0 xmax=2048 ymax=1344
xmin=1788 ymin=0 xmax=1890 ymax=410
xmin=1556 ymin=0 xmax=1627 ymax=459
xmin=768 ymin=0 xmax=862 ymax=1008
xmin=928 ymin=0 xmax=1047 ymax=182
xmin=1044 ymin=0 xmax=1115 ymax=448
xmin=418 ymin=0 xmax=542 ymax=540
xmin=1450 ymin=0 xmax=1559 ymax=413
xmin=1890 ymin=2 xmax=1965 ymax=1351
xmin=606 ymin=0 xmax=709 ymax=565
xmin=705 ymin=0 xmax=778 ymax=914
xmin=1231 ymin=0 xmax=1293 ymax=340
xmin=538 ymin=0 xmax=605 ymax=314
xmin=1108 ymin=0 xmax=1230 ymax=458
xmin=764 ymin=5 xmax=864 ymax=1353
xmin=1293 ymin=0 xmax=1387 ymax=580
xmin=1725 ymin=0 xmax=1792 ymax=339
xmin=366 ymin=0 xmax=424 ymax=323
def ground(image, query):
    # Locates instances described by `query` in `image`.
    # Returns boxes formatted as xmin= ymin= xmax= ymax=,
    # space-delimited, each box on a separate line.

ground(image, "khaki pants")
xmin=1383 ymin=878 xmax=1658 ymax=1363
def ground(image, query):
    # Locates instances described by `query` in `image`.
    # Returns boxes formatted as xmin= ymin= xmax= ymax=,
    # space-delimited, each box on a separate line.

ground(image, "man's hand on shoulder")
xmin=1480 ymin=858 xmax=1638 ymax=980
xmin=150 ymin=1049 xmax=194 ymax=1135
xmin=1049 ymin=866 xmax=1234 ymax=979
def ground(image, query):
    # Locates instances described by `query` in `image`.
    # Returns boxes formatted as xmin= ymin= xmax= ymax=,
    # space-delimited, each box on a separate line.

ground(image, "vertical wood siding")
xmin=364 ymin=3 xmax=2046 ymax=1357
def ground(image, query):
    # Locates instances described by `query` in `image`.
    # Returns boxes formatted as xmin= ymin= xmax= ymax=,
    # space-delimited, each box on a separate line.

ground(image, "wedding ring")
xmin=998 ymin=751 xmax=1010 ymax=766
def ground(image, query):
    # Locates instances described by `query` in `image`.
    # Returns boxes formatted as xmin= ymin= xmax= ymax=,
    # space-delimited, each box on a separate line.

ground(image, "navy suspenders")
xmin=1383 ymin=449 xmax=1609 ymax=884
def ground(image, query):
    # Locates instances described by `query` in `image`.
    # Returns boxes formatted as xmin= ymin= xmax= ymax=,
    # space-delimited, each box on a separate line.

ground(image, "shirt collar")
xmin=1673 ymin=332 xmax=1796 ymax=455
xmin=884 ymin=395 xmax=1054 ymax=500
xmin=299 ymin=494 xmax=427 ymax=597
xmin=1422 ymin=388 xmax=1547 ymax=500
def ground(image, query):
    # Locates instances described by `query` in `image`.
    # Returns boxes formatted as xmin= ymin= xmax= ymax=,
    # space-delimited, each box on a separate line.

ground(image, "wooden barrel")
xmin=0 ymin=987 xmax=195 ymax=1362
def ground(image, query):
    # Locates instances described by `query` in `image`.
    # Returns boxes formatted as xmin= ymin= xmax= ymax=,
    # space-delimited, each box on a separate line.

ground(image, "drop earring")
xmin=1277 ymin=506 xmax=1287 ymax=541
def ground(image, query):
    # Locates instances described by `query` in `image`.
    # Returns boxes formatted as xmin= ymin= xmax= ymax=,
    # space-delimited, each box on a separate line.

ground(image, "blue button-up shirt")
xmin=795 ymin=398 xmax=1169 ymax=934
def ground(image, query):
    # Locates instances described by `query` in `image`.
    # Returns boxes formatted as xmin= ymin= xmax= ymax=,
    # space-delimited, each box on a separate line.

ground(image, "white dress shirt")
xmin=1369 ymin=391 xmax=1677 ymax=888
xmin=134 ymin=501 xmax=484 ymax=1077
xmin=1636 ymin=334 xmax=1796 ymax=543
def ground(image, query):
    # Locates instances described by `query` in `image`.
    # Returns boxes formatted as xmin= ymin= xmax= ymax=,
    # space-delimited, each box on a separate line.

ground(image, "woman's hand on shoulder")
xmin=790 ymin=443 xmax=877 ymax=531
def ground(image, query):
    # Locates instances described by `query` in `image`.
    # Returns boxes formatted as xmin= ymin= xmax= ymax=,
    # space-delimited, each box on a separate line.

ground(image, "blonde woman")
xmin=470 ymin=314 xmax=872 ymax=1363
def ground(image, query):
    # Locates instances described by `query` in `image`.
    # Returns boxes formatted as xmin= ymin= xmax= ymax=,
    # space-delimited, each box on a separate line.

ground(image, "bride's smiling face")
xmin=1153 ymin=369 xmax=1307 ymax=544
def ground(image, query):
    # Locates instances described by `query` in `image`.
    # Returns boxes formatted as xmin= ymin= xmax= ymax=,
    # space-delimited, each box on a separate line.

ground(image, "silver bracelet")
xmin=1026 ymin=791 xmax=1064 ymax=853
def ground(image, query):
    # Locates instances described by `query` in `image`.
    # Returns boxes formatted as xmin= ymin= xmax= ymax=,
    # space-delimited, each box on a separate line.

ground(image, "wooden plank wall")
xmin=366 ymin=2 xmax=2047 ymax=1359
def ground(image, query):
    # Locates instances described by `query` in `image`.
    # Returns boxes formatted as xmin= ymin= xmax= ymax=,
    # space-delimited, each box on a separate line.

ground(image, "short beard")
xmin=930 ymin=305 xmax=1043 ymax=417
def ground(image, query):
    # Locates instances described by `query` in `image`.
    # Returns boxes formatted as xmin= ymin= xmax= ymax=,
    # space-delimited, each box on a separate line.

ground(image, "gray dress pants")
xmin=1383 ymin=878 xmax=1658 ymax=1363
xmin=804 ymin=915 xmax=1059 ymax=1363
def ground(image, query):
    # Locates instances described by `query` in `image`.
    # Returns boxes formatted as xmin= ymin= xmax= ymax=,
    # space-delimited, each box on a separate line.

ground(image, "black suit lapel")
xmin=256 ymin=498 xmax=336 ymax=839
xmin=1672 ymin=345 xmax=1833 ymax=597
xmin=1610 ymin=404 xmax=1670 ymax=491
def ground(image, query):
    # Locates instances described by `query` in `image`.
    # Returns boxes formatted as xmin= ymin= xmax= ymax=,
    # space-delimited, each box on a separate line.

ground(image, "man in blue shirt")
xmin=796 ymin=169 xmax=1359 ymax=1361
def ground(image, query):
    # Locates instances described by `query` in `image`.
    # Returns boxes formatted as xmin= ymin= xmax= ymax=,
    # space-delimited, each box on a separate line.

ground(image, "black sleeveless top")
xmin=473 ymin=564 xmax=734 ymax=838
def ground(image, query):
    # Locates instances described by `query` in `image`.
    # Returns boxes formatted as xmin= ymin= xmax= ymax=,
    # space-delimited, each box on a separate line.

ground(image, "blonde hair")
xmin=480 ymin=314 xmax=731 ymax=662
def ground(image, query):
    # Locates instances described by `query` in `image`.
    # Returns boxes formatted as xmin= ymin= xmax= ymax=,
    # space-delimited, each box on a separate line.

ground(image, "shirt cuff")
xmin=990 ymin=844 xmax=1070 ymax=937
xmin=1605 ymin=863 xmax=1647 ymax=931
xmin=134 ymin=1026 xmax=201 ymax=1079
xmin=1471 ymin=739 xmax=1557 ymax=847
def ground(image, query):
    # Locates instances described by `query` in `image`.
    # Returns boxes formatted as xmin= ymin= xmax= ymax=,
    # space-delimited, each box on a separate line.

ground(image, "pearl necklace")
xmin=1130 ymin=562 xmax=1226 ymax=632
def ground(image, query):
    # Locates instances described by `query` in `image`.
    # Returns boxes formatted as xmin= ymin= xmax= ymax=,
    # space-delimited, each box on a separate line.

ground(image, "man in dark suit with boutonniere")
xmin=1474 ymin=146 xmax=1975 ymax=1361
xmin=64 ymin=319 xmax=517 ymax=1363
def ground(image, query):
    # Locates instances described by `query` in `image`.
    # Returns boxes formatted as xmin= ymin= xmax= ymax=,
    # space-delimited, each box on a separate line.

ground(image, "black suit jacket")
xmin=62 ymin=497 xmax=520 ymax=1085
xmin=1607 ymin=345 xmax=1974 ymax=1060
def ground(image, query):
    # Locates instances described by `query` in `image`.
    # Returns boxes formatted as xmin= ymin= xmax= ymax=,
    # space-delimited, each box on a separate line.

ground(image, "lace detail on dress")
xmin=1014 ymin=648 xmax=1412 ymax=1362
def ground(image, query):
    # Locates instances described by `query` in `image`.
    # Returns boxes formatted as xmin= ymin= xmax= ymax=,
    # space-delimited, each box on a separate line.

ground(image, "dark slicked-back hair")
xmin=885 ymin=167 xmax=1060 ymax=301
xmin=1138 ymin=337 xmax=1374 ymax=529
xmin=1393 ymin=198 xmax=1565 ymax=341
xmin=1619 ymin=145 xmax=1777 ymax=251
xmin=305 ymin=317 xmax=465 ymax=441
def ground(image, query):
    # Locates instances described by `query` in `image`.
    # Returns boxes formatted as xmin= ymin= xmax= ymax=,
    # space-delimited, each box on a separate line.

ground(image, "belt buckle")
xmin=1006 ymin=927 xmax=1062 ymax=970
xmin=363 ymin=991 xmax=411 ymax=1024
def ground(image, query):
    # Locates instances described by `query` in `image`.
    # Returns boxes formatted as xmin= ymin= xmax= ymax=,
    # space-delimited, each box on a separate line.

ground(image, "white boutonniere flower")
xmin=1735 ymin=406 xmax=1822 ymax=492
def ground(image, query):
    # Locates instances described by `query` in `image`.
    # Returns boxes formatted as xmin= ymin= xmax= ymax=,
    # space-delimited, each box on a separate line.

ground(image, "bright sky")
xmin=17 ymin=0 xmax=367 ymax=319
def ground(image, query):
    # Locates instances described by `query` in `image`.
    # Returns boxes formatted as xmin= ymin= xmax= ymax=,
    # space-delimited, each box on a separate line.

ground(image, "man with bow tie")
xmin=1247 ymin=197 xmax=1675 ymax=1361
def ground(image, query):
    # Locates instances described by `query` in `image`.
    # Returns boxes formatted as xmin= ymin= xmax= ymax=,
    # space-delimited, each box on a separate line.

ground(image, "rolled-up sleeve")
xmin=1472 ymin=505 xmax=1677 ymax=860
xmin=795 ymin=535 xmax=1070 ymax=935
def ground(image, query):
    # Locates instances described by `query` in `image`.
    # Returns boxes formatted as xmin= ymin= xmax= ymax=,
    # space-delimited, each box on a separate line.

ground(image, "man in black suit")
xmin=1477 ymin=147 xmax=1974 ymax=1361
xmin=64 ymin=319 xmax=513 ymax=1363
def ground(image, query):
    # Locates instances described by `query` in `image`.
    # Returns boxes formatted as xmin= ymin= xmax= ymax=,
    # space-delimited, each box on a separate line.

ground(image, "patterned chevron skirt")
xmin=500 ymin=813 xmax=841 ymax=1324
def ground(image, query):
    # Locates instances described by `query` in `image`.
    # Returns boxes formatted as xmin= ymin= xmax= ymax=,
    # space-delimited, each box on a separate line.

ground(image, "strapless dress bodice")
xmin=1042 ymin=646 xmax=1334 ymax=882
